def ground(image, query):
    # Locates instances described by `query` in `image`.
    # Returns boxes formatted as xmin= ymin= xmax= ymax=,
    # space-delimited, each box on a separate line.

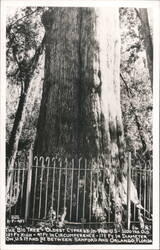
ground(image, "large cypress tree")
xmin=32 ymin=7 xmax=138 ymax=224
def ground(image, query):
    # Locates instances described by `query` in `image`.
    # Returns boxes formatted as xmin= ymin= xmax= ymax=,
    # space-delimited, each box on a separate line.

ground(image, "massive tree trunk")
xmin=33 ymin=7 xmax=137 ymax=224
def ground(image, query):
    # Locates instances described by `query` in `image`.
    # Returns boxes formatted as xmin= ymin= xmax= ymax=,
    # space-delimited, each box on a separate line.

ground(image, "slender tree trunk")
xmin=33 ymin=7 xmax=139 ymax=223
xmin=7 ymin=82 xmax=31 ymax=197
xmin=137 ymin=8 xmax=153 ymax=91
xmin=6 ymin=38 xmax=45 ymax=198
xmin=7 ymin=88 xmax=28 ymax=159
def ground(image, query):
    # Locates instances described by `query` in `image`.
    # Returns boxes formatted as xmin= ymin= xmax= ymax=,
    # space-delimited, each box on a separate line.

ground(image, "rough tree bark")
xmin=33 ymin=8 xmax=139 ymax=224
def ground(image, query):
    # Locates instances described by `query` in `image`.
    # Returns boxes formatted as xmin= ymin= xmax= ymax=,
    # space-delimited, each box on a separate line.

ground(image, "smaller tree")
xmin=136 ymin=8 xmax=153 ymax=90
xmin=6 ymin=7 xmax=45 ymax=198
xmin=120 ymin=8 xmax=152 ymax=162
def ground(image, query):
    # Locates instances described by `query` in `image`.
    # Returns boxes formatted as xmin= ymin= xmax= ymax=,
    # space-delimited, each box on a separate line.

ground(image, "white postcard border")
xmin=1 ymin=1 xmax=159 ymax=250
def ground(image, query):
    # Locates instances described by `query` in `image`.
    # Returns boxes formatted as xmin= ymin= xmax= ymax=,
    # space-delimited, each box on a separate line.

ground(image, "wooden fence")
xmin=6 ymin=149 xmax=152 ymax=228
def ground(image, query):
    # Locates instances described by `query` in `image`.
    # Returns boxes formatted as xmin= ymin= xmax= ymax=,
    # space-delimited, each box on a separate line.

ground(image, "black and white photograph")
xmin=0 ymin=0 xmax=159 ymax=249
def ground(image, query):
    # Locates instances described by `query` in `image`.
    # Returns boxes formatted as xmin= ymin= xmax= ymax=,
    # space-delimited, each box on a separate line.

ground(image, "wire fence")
xmin=6 ymin=149 xmax=153 ymax=228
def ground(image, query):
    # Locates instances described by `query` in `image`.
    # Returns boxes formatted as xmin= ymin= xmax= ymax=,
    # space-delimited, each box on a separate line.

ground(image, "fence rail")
xmin=6 ymin=150 xmax=153 ymax=228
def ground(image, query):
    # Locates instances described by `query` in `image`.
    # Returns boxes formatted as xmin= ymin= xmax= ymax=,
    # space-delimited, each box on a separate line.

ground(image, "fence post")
xmin=25 ymin=146 xmax=33 ymax=223
xmin=127 ymin=152 xmax=131 ymax=230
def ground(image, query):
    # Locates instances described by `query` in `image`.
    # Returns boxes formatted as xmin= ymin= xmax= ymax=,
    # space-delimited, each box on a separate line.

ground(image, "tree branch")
xmin=134 ymin=8 xmax=141 ymax=22
xmin=6 ymin=8 xmax=40 ymax=35
xmin=120 ymin=73 xmax=148 ymax=153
